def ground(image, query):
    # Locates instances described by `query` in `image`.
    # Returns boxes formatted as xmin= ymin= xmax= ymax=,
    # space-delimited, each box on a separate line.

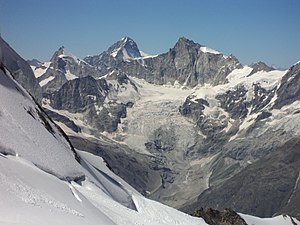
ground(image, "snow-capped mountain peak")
xmin=109 ymin=36 xmax=141 ymax=60
xmin=50 ymin=46 xmax=81 ymax=63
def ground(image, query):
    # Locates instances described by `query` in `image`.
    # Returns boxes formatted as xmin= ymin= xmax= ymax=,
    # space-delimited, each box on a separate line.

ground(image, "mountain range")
xmin=1 ymin=34 xmax=300 ymax=224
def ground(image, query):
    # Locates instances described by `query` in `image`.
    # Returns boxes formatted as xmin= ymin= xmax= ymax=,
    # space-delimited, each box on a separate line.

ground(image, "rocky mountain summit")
xmin=25 ymin=36 xmax=300 ymax=219
xmin=30 ymin=46 xmax=102 ymax=93
xmin=85 ymin=36 xmax=142 ymax=65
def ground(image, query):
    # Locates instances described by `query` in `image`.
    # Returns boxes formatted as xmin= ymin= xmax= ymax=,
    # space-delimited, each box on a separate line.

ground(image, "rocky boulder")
xmin=192 ymin=208 xmax=247 ymax=225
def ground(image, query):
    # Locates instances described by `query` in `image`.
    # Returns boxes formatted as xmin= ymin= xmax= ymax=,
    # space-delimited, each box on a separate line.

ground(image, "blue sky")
xmin=0 ymin=0 xmax=299 ymax=68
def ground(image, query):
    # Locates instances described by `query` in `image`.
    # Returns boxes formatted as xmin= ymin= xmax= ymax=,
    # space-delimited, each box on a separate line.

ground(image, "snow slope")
xmin=0 ymin=68 xmax=83 ymax=180
xmin=0 ymin=154 xmax=115 ymax=225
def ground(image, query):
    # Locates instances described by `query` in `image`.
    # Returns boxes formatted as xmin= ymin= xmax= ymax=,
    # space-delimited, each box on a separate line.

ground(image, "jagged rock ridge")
xmin=85 ymin=37 xmax=242 ymax=87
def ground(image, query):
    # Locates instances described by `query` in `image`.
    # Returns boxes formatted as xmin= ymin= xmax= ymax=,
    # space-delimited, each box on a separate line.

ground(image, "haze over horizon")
xmin=0 ymin=0 xmax=299 ymax=68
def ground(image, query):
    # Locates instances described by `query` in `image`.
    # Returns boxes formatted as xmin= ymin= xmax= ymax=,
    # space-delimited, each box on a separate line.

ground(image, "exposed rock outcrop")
xmin=192 ymin=208 xmax=247 ymax=225
xmin=274 ymin=62 xmax=300 ymax=109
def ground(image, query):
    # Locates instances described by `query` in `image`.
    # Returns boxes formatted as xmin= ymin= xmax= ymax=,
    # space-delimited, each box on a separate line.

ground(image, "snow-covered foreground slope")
xmin=0 ymin=69 xmax=83 ymax=180
xmin=0 ymin=154 xmax=114 ymax=225
xmin=0 ymin=151 xmax=207 ymax=225
xmin=1 ymin=152 xmax=299 ymax=225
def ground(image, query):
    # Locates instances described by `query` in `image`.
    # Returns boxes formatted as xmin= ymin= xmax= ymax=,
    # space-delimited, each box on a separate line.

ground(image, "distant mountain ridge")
xmin=84 ymin=36 xmax=242 ymax=87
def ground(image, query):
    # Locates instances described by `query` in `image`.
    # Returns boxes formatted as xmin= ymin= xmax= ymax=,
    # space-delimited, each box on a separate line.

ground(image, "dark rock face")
xmin=192 ymin=208 xmax=247 ymax=225
xmin=250 ymin=84 xmax=276 ymax=113
xmin=49 ymin=76 xmax=107 ymax=113
xmin=179 ymin=96 xmax=227 ymax=140
xmin=137 ymin=39 xmax=240 ymax=86
xmin=179 ymin=97 xmax=209 ymax=119
xmin=48 ymin=71 xmax=138 ymax=133
xmin=274 ymin=62 xmax=300 ymax=109
xmin=215 ymin=84 xmax=276 ymax=119
xmin=216 ymin=86 xmax=249 ymax=119
xmin=85 ymin=101 xmax=127 ymax=133
xmin=184 ymin=137 xmax=300 ymax=218
xmin=0 ymin=36 xmax=42 ymax=101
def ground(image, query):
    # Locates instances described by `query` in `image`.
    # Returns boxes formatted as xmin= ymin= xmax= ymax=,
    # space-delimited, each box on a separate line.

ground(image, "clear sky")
xmin=0 ymin=0 xmax=299 ymax=68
